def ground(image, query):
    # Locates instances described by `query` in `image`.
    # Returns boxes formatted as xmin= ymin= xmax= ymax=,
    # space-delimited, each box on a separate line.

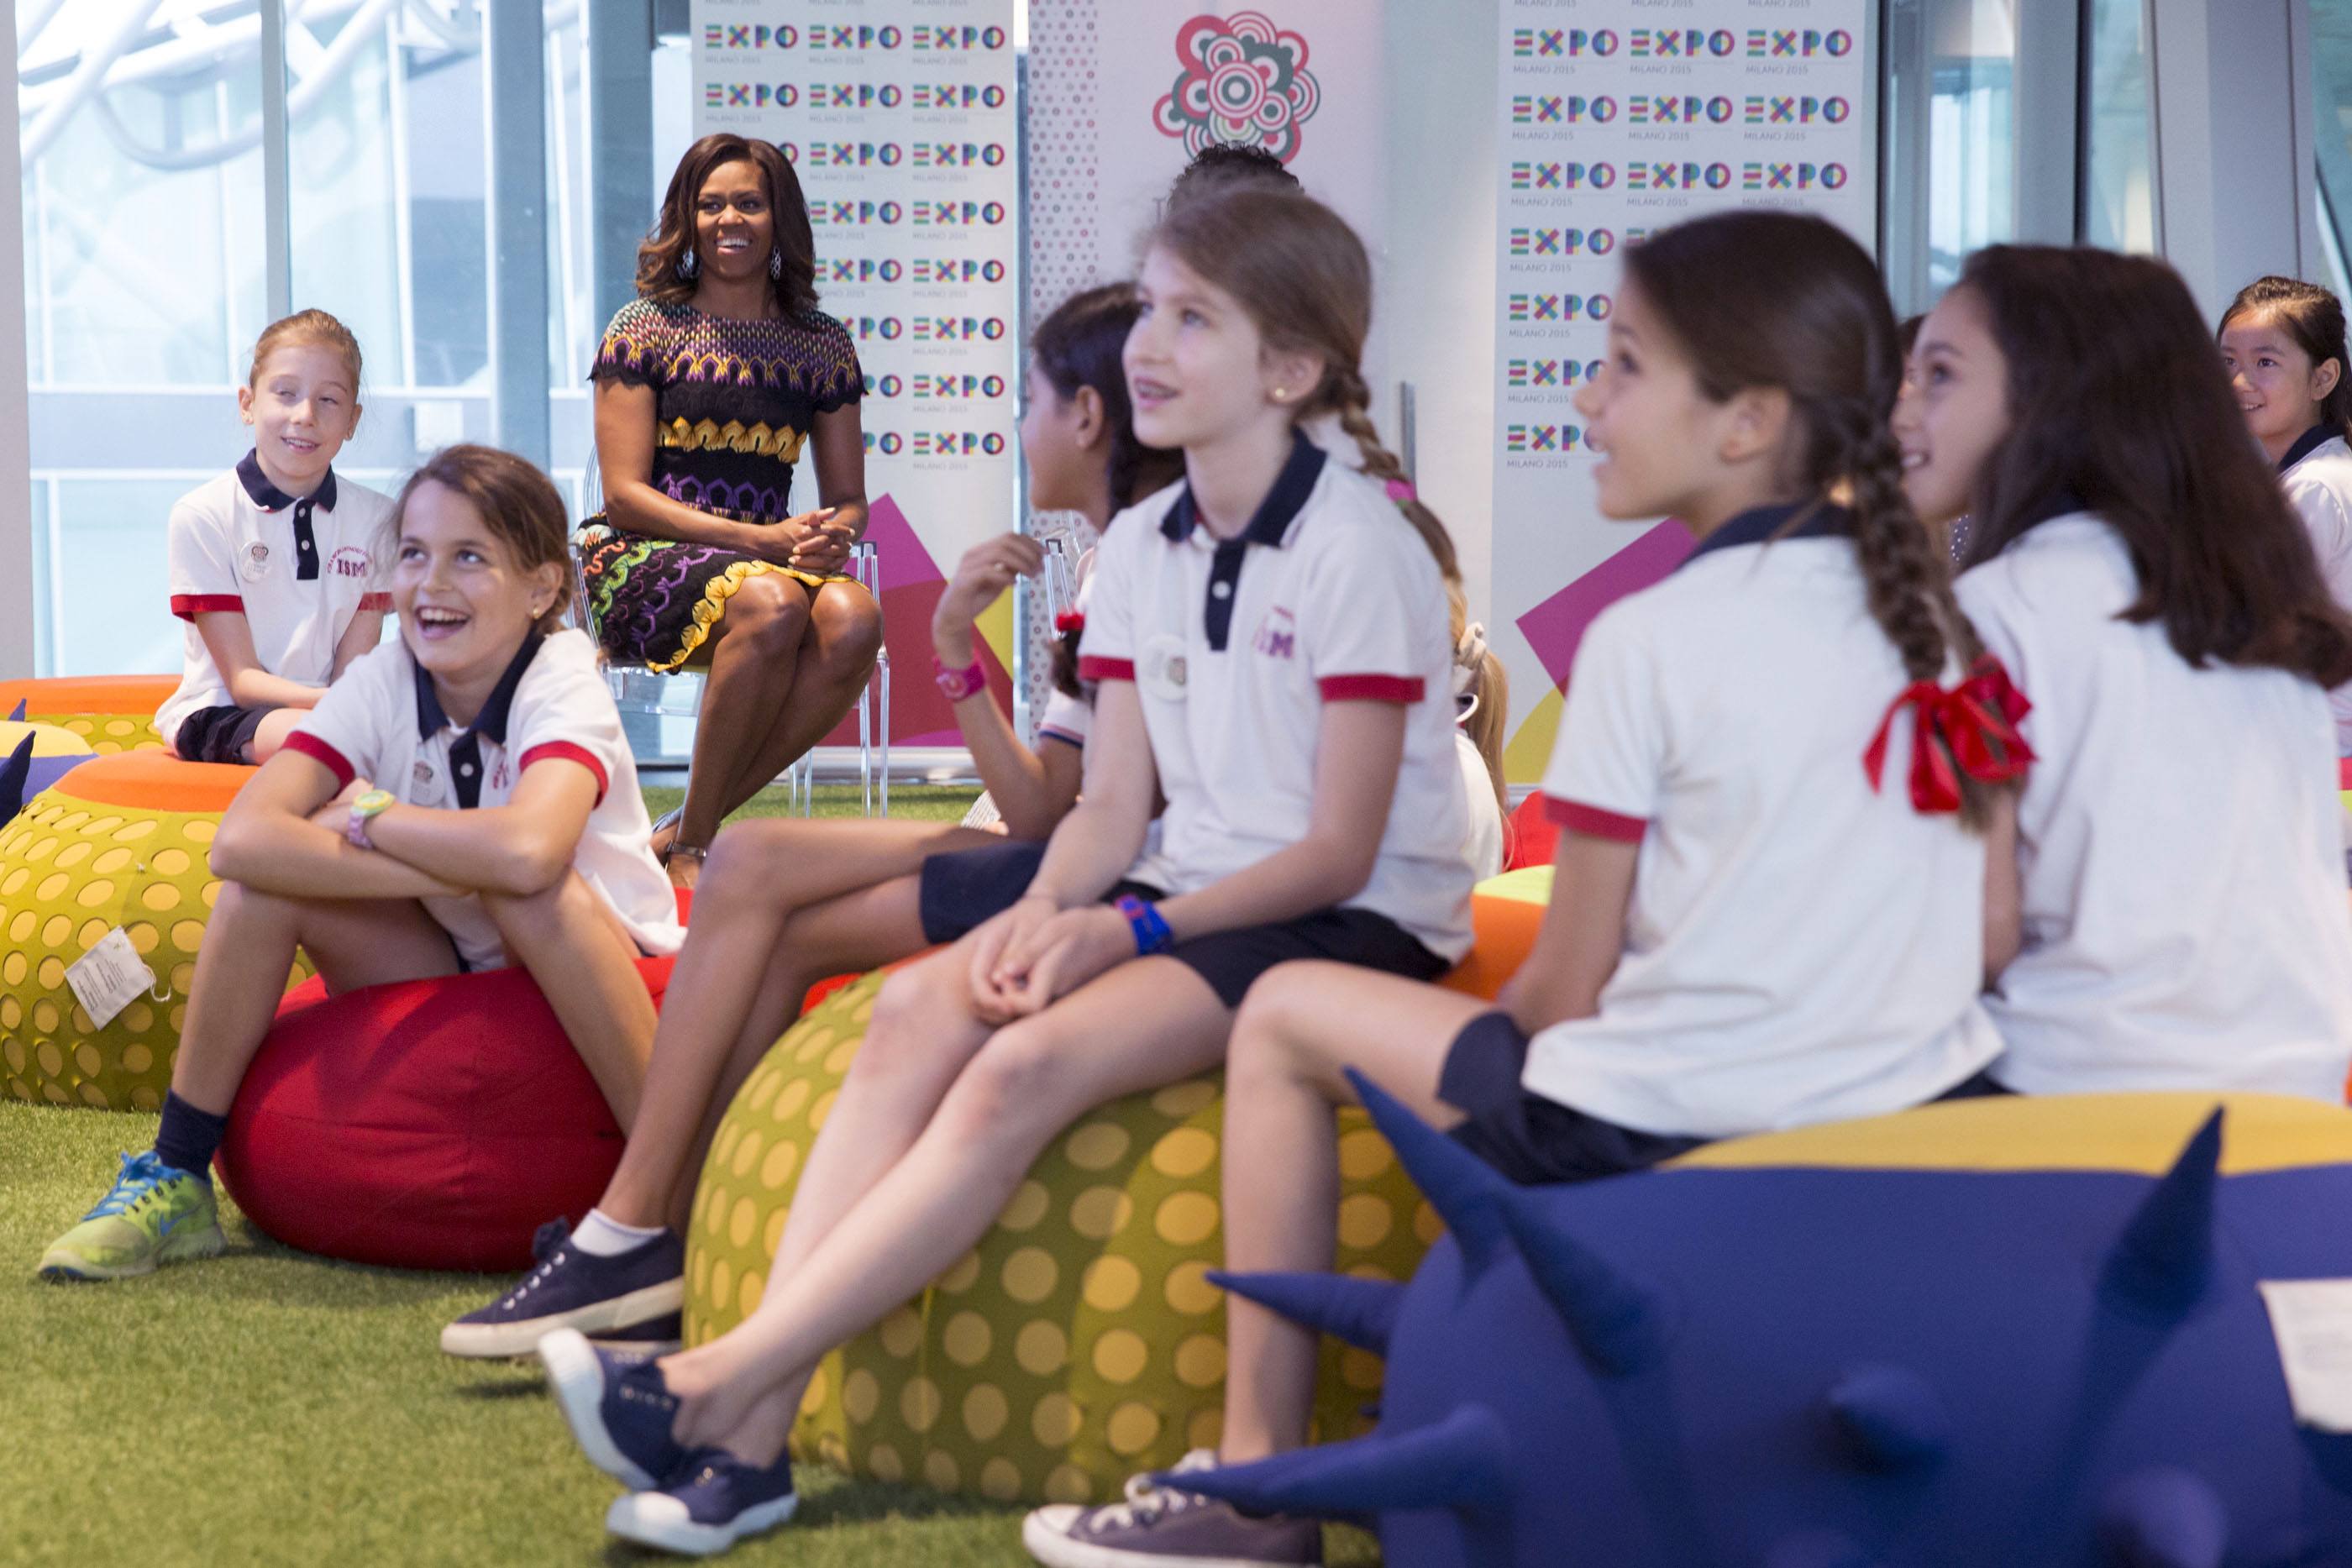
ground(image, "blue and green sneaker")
xmin=38 ymin=1151 xmax=225 ymax=1281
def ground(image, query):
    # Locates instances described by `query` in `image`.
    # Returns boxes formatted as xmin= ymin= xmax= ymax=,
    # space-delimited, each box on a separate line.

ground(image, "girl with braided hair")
xmin=1905 ymin=247 xmax=2352 ymax=1101
xmin=532 ymin=187 xmax=1481 ymax=1555
xmin=1024 ymin=211 xmax=2035 ymax=1568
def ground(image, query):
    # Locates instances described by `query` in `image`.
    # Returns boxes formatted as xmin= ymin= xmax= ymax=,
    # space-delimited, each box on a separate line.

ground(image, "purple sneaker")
xmin=606 ymin=1447 xmax=799 ymax=1557
xmin=440 ymin=1217 xmax=684 ymax=1359
xmin=537 ymin=1326 xmax=689 ymax=1489
xmin=1022 ymin=1450 xmax=1322 ymax=1568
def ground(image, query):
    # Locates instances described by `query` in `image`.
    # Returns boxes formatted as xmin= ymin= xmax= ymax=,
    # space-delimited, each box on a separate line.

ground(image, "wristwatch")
xmin=933 ymin=654 xmax=988 ymax=703
xmin=345 ymin=789 xmax=396 ymax=849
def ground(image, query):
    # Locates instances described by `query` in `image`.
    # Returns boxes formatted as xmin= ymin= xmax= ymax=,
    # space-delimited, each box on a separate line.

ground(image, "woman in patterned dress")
xmin=581 ymin=134 xmax=882 ymax=886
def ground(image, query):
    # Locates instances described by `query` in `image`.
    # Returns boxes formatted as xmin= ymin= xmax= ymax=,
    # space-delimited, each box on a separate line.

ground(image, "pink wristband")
xmin=933 ymin=654 xmax=987 ymax=703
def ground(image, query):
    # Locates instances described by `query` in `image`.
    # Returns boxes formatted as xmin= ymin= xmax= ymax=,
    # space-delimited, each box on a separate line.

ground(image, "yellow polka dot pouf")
xmin=0 ymin=675 xmax=176 ymax=755
xmin=0 ymin=753 xmax=303 ymax=1110
xmin=684 ymin=968 xmax=1441 ymax=1507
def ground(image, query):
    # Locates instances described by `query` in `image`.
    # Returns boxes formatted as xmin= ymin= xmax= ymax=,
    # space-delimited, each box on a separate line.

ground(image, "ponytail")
xmin=1447 ymin=586 xmax=1510 ymax=821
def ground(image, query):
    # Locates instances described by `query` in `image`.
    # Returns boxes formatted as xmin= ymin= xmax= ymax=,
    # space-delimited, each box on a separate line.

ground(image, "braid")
xmin=1842 ymin=413 xmax=2000 ymax=830
xmin=1324 ymin=366 xmax=1461 ymax=584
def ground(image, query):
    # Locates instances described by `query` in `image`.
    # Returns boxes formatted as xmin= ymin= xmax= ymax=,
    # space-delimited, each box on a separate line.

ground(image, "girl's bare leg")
xmin=171 ymin=885 xmax=461 ymax=1115
xmin=659 ymin=957 xmax=1236 ymax=1466
xmin=1215 ymin=963 xmax=1488 ymax=1462
xmin=592 ymin=817 xmax=1000 ymax=1232
xmin=482 ymin=869 xmax=662 ymax=1128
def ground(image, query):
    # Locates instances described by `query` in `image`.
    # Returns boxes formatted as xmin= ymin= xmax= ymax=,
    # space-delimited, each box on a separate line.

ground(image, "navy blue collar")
xmin=236 ymin=448 xmax=337 ymax=513
xmin=1158 ymin=429 xmax=1327 ymax=548
xmin=1680 ymin=500 xmax=1850 ymax=568
xmin=413 ymin=634 xmax=544 ymax=747
xmin=2281 ymin=424 xmax=2338 ymax=475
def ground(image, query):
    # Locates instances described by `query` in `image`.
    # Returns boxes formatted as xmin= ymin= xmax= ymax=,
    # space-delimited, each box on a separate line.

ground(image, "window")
xmin=2082 ymin=0 xmax=2159 ymax=254
xmin=1884 ymin=0 xmax=2018 ymax=312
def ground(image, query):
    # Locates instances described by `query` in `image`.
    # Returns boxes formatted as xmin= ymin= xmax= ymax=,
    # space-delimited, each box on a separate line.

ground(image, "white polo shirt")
xmin=1956 ymin=510 xmax=2352 ymax=1100
xmin=158 ymin=454 xmax=394 ymax=749
xmin=282 ymin=627 xmax=685 ymax=970
xmin=2280 ymin=427 xmax=2352 ymax=754
xmin=1527 ymin=504 xmax=2004 ymax=1140
xmin=1077 ymin=433 xmax=1474 ymax=961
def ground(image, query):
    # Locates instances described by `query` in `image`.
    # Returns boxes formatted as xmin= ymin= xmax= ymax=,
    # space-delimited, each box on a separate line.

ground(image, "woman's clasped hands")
xmin=963 ymin=892 xmax=1142 ymax=1023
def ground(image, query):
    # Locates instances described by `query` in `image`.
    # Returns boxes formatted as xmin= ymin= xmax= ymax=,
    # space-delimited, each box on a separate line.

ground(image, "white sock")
xmin=570 ymin=1207 xmax=667 ymax=1257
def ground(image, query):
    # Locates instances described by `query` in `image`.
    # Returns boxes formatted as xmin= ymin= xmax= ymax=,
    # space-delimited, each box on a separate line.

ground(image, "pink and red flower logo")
xmin=1152 ymin=12 xmax=1321 ymax=164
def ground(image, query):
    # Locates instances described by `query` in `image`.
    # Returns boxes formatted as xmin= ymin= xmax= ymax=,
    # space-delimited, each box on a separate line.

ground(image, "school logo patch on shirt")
xmin=1142 ymin=632 xmax=1189 ymax=701
xmin=409 ymin=758 xmax=444 ymax=805
xmin=241 ymin=543 xmax=270 ymax=583
xmin=329 ymin=546 xmax=373 ymax=581
xmin=1253 ymin=606 xmax=1297 ymax=661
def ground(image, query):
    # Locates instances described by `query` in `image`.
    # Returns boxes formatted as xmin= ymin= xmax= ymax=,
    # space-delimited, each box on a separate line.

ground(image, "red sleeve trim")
xmin=1544 ymin=795 xmax=1646 ymax=843
xmin=1078 ymin=656 xmax=1135 ymax=682
xmin=171 ymin=594 xmax=244 ymax=621
xmin=520 ymin=742 xmax=611 ymax=805
xmin=1317 ymin=674 xmax=1426 ymax=704
xmin=281 ymin=732 xmax=354 ymax=789
xmin=359 ymin=592 xmax=392 ymax=612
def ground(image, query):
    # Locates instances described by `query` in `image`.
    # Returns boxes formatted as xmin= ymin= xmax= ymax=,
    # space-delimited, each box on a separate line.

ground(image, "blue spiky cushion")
xmin=1193 ymin=1088 xmax=2352 ymax=1568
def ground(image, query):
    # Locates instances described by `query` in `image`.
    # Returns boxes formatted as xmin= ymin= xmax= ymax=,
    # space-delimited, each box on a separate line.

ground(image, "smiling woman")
xmin=577 ymin=134 xmax=885 ymax=888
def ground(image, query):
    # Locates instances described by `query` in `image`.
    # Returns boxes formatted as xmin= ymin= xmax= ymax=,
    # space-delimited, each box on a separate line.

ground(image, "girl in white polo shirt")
xmin=1901 ymin=246 xmax=2352 ymax=1101
xmin=1026 ymin=211 xmax=2038 ymax=1568
xmin=39 ymin=445 xmax=681 ymax=1284
xmin=2218 ymin=276 xmax=2352 ymax=756
xmin=530 ymin=187 xmax=1475 ymax=1557
xmin=158 ymin=310 xmax=394 ymax=765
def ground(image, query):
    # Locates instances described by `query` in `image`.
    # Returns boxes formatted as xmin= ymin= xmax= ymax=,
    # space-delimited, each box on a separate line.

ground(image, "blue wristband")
xmin=1114 ymin=894 xmax=1173 ymax=957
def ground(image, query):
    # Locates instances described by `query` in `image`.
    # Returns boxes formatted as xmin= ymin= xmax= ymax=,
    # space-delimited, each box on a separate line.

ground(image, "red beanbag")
xmin=216 ymin=955 xmax=676 ymax=1272
xmin=1504 ymin=790 xmax=1557 ymax=872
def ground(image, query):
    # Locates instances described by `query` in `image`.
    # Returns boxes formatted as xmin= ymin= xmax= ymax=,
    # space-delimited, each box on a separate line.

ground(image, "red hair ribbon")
xmin=1863 ymin=655 xmax=2034 ymax=813
xmin=1053 ymin=609 xmax=1086 ymax=636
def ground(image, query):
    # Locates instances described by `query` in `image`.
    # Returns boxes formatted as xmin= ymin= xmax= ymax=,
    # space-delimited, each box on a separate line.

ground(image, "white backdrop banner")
xmin=1489 ymin=5 xmax=1873 ymax=779
xmin=692 ymin=0 xmax=1019 ymax=743
xmin=1026 ymin=3 xmax=1385 ymax=339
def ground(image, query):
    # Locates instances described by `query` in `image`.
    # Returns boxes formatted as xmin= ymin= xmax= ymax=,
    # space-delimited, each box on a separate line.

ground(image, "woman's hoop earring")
xmin=769 ymin=249 xmax=784 ymax=281
xmin=676 ymin=248 xmax=698 ymax=281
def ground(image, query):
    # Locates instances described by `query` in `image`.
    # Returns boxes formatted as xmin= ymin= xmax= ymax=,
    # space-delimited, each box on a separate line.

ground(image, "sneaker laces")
xmin=497 ymin=1219 xmax=575 ymax=1310
xmin=1090 ymin=1450 xmax=1222 ymax=1531
xmin=82 ymin=1151 xmax=178 ymax=1220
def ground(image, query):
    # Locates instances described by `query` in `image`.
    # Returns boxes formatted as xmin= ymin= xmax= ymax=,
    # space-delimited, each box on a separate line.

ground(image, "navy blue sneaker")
xmin=538 ymin=1326 xmax=689 ymax=1489
xmin=440 ymin=1217 xmax=684 ymax=1359
xmin=606 ymin=1447 xmax=799 ymax=1556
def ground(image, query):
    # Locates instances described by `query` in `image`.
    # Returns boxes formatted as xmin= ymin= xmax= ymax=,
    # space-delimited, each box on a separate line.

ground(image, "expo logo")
xmin=914 ymin=258 xmax=1008 ymax=284
xmin=1512 ymin=29 xmax=1619 ymax=58
xmin=864 ymin=375 xmax=1009 ymax=398
xmin=911 ymin=143 xmax=1009 ymax=168
xmin=806 ymin=83 xmax=906 ymax=109
xmin=1508 ymin=228 xmax=1617 ymax=257
xmin=1746 ymin=97 xmax=1852 ymax=125
xmin=1628 ymin=96 xmax=1736 ymax=126
xmin=1512 ymin=96 xmax=1617 ymax=125
xmin=1746 ymin=29 xmax=1855 ymax=57
xmin=814 ymin=199 xmax=906 ymax=226
xmin=706 ymin=82 xmax=799 ymax=110
xmin=911 ymin=317 xmax=1008 ymax=342
xmin=704 ymin=24 xmax=798 ymax=50
xmin=1508 ymin=359 xmax=1607 ymax=388
xmin=804 ymin=142 xmax=901 ymax=167
xmin=1629 ymin=161 xmax=1735 ymax=191
xmin=911 ymin=26 xmax=1007 ymax=51
xmin=1629 ymin=29 xmax=1739 ymax=59
xmin=853 ymin=317 xmax=905 ymax=341
xmin=823 ymin=258 xmax=1009 ymax=286
xmin=864 ymin=432 xmax=1011 ymax=457
xmin=827 ymin=258 xmax=906 ymax=284
xmin=911 ymin=200 xmax=1008 ymax=227
xmin=1508 ymin=293 xmax=1614 ymax=323
xmin=912 ymin=84 xmax=1010 ymax=111
xmin=1742 ymin=162 xmax=1851 ymax=191
xmin=1505 ymin=425 xmax=1585 ymax=453
xmin=1511 ymin=161 xmax=1618 ymax=191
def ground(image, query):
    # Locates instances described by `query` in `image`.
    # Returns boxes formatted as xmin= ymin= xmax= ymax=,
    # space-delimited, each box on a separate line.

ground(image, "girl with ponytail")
xmin=1903 ymin=247 xmax=2352 ymax=1102
xmin=1027 ymin=209 xmax=2030 ymax=1567
xmin=532 ymin=187 xmax=1482 ymax=1557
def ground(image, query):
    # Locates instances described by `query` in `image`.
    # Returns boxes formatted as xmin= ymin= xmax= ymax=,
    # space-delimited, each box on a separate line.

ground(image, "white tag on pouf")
xmin=65 ymin=927 xmax=158 ymax=1030
xmin=2260 ymin=1279 xmax=2352 ymax=1431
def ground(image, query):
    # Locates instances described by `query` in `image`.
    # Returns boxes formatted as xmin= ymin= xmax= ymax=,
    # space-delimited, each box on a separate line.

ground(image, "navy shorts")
xmin=918 ymin=838 xmax=1047 ymax=945
xmin=1162 ymin=905 xmax=1449 ymax=1011
xmin=174 ymin=704 xmax=270 ymax=766
xmin=1438 ymin=1012 xmax=2013 ymax=1187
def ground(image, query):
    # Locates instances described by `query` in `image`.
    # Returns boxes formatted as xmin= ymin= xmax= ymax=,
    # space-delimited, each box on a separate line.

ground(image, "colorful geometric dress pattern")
xmin=579 ymin=298 xmax=865 ymax=671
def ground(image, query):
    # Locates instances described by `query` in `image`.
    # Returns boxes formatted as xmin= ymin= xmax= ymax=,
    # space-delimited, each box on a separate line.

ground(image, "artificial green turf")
xmin=640 ymin=782 xmax=984 ymax=826
xmin=0 ymin=782 xmax=1382 ymax=1565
